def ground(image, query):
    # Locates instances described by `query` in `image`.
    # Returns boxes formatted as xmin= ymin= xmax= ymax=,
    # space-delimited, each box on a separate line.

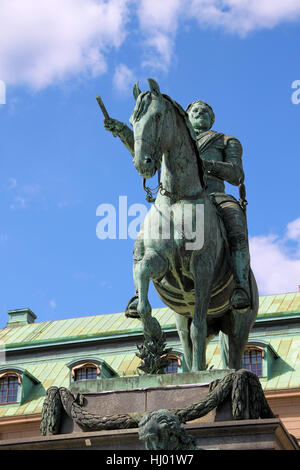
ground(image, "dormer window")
xmin=163 ymin=354 xmax=182 ymax=374
xmin=75 ymin=366 xmax=97 ymax=381
xmin=0 ymin=372 xmax=21 ymax=405
xmin=71 ymin=362 xmax=100 ymax=382
xmin=243 ymin=346 xmax=264 ymax=377
xmin=67 ymin=358 xmax=118 ymax=387
xmin=0 ymin=368 xmax=39 ymax=405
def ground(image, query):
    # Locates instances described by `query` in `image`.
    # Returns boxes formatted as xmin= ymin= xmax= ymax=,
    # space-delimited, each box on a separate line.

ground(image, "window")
xmin=243 ymin=346 xmax=264 ymax=377
xmin=75 ymin=366 xmax=97 ymax=381
xmin=71 ymin=362 xmax=100 ymax=381
xmin=68 ymin=358 xmax=118 ymax=386
xmin=0 ymin=368 xmax=39 ymax=406
xmin=163 ymin=354 xmax=181 ymax=374
xmin=0 ymin=374 xmax=20 ymax=404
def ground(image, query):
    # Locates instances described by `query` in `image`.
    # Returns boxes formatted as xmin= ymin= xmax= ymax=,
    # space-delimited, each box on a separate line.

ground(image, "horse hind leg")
xmin=219 ymin=325 xmax=248 ymax=370
xmin=135 ymin=249 xmax=168 ymax=342
xmin=191 ymin=255 xmax=215 ymax=371
xmin=220 ymin=270 xmax=259 ymax=370
xmin=225 ymin=311 xmax=253 ymax=370
xmin=174 ymin=313 xmax=192 ymax=371
xmin=219 ymin=306 xmax=255 ymax=370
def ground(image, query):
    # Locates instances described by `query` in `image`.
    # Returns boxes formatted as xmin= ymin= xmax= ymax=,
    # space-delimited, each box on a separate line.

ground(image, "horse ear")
xmin=133 ymin=81 xmax=142 ymax=100
xmin=148 ymin=78 xmax=161 ymax=97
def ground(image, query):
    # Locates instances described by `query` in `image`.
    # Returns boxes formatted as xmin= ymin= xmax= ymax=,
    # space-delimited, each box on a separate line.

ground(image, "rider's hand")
xmin=202 ymin=159 xmax=215 ymax=174
xmin=104 ymin=118 xmax=124 ymax=137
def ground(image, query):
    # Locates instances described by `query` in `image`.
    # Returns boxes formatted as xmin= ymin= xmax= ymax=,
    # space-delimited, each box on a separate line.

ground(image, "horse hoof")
xmin=125 ymin=296 xmax=141 ymax=319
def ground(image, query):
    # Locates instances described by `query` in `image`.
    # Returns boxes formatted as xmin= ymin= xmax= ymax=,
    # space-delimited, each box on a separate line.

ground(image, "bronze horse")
xmin=129 ymin=79 xmax=258 ymax=372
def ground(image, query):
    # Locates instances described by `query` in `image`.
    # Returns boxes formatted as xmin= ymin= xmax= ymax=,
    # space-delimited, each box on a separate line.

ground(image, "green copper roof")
xmin=1 ymin=334 xmax=300 ymax=418
xmin=1 ymin=292 xmax=299 ymax=349
xmin=0 ymin=291 xmax=299 ymax=418
xmin=257 ymin=292 xmax=300 ymax=317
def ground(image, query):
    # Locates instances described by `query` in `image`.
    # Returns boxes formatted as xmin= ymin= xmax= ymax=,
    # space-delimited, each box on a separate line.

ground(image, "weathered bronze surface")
xmin=102 ymin=79 xmax=259 ymax=372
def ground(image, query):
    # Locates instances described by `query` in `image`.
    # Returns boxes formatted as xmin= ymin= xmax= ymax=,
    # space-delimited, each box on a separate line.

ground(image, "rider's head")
xmin=186 ymin=100 xmax=215 ymax=132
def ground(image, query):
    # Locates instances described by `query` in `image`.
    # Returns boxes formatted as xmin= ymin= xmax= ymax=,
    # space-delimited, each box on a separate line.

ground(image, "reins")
xmin=143 ymin=170 xmax=161 ymax=203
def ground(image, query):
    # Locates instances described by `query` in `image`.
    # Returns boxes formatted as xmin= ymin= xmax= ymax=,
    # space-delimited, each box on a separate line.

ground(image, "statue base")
xmin=0 ymin=370 xmax=298 ymax=450
xmin=64 ymin=369 xmax=234 ymax=433
xmin=0 ymin=418 xmax=296 ymax=450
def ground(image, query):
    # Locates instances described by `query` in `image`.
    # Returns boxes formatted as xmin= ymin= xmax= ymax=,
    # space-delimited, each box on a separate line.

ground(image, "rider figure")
xmin=186 ymin=100 xmax=251 ymax=310
xmin=104 ymin=99 xmax=251 ymax=315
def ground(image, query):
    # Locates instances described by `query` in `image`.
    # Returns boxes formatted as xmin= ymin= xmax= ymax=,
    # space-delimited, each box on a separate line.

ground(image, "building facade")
xmin=0 ymin=291 xmax=299 ymax=445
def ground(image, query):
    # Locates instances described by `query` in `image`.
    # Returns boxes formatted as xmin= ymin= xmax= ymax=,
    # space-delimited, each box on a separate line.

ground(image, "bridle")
xmin=139 ymin=97 xmax=166 ymax=203
xmin=143 ymin=172 xmax=161 ymax=203
xmin=140 ymin=99 xmax=204 ymax=204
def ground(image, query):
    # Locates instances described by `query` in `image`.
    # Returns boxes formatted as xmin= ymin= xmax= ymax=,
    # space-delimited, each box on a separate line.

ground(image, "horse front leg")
xmin=191 ymin=255 xmax=214 ymax=371
xmin=135 ymin=249 xmax=168 ymax=342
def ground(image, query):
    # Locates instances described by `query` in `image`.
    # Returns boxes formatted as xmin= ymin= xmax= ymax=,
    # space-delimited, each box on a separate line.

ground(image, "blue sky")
xmin=0 ymin=0 xmax=300 ymax=328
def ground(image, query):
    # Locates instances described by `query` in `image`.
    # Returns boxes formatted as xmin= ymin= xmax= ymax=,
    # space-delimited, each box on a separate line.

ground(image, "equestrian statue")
xmin=101 ymin=79 xmax=258 ymax=372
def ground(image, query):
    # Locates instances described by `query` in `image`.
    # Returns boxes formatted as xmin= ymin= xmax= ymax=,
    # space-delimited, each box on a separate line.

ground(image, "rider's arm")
xmin=203 ymin=137 xmax=244 ymax=186
xmin=104 ymin=118 xmax=135 ymax=157
xmin=118 ymin=123 xmax=135 ymax=158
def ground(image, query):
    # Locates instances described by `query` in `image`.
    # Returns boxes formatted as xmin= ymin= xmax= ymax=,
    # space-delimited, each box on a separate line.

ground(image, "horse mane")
xmin=162 ymin=94 xmax=206 ymax=189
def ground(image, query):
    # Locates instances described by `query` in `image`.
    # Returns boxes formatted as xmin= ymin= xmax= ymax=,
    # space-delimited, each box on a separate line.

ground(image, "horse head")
xmin=130 ymin=78 xmax=169 ymax=180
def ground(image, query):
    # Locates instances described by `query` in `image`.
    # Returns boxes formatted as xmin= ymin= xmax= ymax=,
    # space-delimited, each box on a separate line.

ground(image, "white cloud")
xmin=0 ymin=0 xmax=130 ymax=89
xmin=138 ymin=0 xmax=183 ymax=33
xmin=141 ymin=33 xmax=175 ymax=72
xmin=1 ymin=1 xmax=300 ymax=87
xmin=113 ymin=63 xmax=136 ymax=93
xmin=49 ymin=299 xmax=57 ymax=309
xmin=189 ymin=0 xmax=300 ymax=35
xmin=249 ymin=217 xmax=300 ymax=295
xmin=286 ymin=218 xmax=300 ymax=245
xmin=136 ymin=0 xmax=300 ymax=71
xmin=137 ymin=0 xmax=183 ymax=70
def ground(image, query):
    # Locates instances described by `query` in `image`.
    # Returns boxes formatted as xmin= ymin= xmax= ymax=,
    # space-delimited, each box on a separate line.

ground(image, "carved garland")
xmin=40 ymin=369 xmax=274 ymax=436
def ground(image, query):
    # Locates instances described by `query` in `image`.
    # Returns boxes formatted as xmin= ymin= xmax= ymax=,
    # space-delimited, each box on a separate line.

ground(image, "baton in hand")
xmin=96 ymin=95 xmax=110 ymax=120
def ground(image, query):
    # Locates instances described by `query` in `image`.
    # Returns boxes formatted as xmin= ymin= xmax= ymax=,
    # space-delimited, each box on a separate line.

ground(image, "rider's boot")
xmin=125 ymin=240 xmax=144 ymax=319
xmin=230 ymin=245 xmax=251 ymax=310
xmin=125 ymin=239 xmax=144 ymax=318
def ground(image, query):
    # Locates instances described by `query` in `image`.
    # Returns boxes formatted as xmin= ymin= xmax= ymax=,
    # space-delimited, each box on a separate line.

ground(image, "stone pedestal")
xmin=0 ymin=418 xmax=297 ymax=450
xmin=0 ymin=370 xmax=298 ymax=450
xmin=61 ymin=370 xmax=232 ymax=434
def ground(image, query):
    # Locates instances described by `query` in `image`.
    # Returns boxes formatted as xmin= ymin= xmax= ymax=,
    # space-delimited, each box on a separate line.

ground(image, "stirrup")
xmin=125 ymin=295 xmax=141 ymax=319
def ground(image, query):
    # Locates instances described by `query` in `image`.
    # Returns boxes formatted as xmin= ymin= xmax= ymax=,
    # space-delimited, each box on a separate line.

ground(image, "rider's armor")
xmin=198 ymin=130 xmax=251 ymax=309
